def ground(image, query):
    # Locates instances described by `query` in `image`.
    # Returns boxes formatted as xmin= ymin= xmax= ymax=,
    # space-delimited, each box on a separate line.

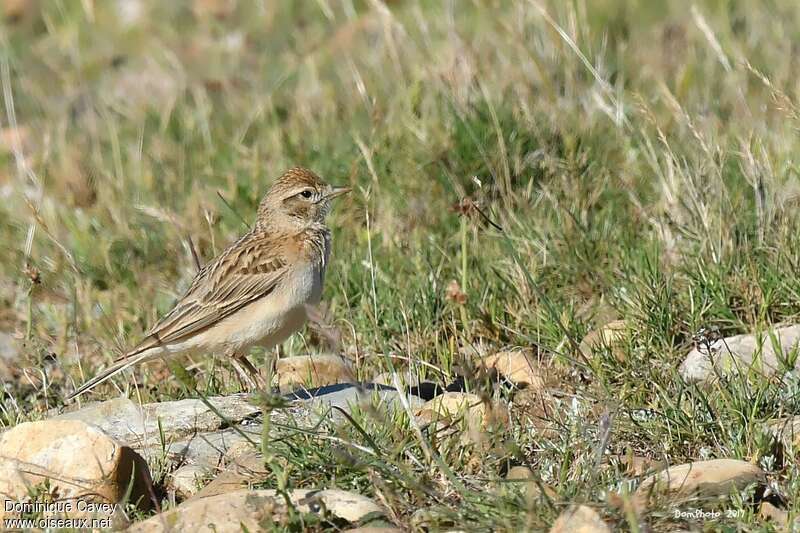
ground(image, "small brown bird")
xmin=68 ymin=167 xmax=350 ymax=399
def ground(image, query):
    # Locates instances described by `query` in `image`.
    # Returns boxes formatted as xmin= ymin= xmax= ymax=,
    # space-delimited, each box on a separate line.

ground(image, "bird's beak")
xmin=325 ymin=185 xmax=351 ymax=200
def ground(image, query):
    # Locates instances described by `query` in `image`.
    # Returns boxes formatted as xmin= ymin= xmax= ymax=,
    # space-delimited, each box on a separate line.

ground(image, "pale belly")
xmin=190 ymin=262 xmax=324 ymax=354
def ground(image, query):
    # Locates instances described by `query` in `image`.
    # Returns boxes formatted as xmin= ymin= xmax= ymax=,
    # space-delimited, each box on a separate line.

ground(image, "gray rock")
xmin=127 ymin=488 xmax=384 ymax=532
xmin=55 ymin=384 xmax=423 ymax=473
xmin=56 ymin=394 xmax=260 ymax=449
xmin=287 ymin=383 xmax=425 ymax=421
xmin=157 ymin=424 xmax=261 ymax=467
xmin=680 ymin=325 xmax=800 ymax=382
xmin=56 ymin=397 xmax=146 ymax=444
xmin=143 ymin=394 xmax=260 ymax=437
xmin=168 ymin=464 xmax=212 ymax=499
xmin=632 ymin=459 xmax=765 ymax=513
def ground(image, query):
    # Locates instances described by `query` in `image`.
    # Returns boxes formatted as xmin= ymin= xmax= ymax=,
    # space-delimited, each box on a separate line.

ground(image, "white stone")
xmin=680 ymin=325 xmax=800 ymax=381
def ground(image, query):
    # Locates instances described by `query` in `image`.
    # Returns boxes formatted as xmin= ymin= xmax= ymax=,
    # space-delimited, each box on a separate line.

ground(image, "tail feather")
xmin=66 ymin=352 xmax=155 ymax=401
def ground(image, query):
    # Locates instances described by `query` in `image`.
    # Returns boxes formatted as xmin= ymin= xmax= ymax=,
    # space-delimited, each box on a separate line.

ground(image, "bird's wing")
xmin=122 ymin=231 xmax=290 ymax=358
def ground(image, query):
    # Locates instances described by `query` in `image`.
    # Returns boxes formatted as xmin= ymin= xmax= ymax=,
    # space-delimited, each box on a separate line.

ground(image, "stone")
xmin=502 ymin=466 xmax=557 ymax=500
xmin=768 ymin=416 xmax=800 ymax=448
xmin=53 ymin=387 xmax=424 ymax=481
xmin=287 ymin=383 xmax=425 ymax=421
xmin=127 ymin=489 xmax=383 ymax=532
xmin=415 ymin=392 xmax=505 ymax=428
xmin=55 ymin=394 xmax=265 ymax=474
xmin=192 ymin=450 xmax=267 ymax=499
xmin=221 ymin=438 xmax=256 ymax=461
xmin=503 ymin=466 xmax=538 ymax=497
xmin=480 ymin=350 xmax=544 ymax=389
xmin=37 ymin=384 xmax=431 ymax=518
xmin=580 ymin=320 xmax=629 ymax=362
xmin=759 ymin=501 xmax=789 ymax=527
xmin=0 ymin=419 xmax=153 ymax=520
xmin=143 ymin=394 xmax=261 ymax=435
xmin=549 ymin=505 xmax=610 ymax=533
xmin=157 ymin=424 xmax=261 ymax=468
xmin=415 ymin=392 xmax=508 ymax=446
xmin=276 ymin=354 xmax=356 ymax=393
xmin=680 ymin=325 xmax=800 ymax=382
xmin=302 ymin=489 xmax=383 ymax=522
xmin=56 ymin=393 xmax=260 ymax=450
xmin=506 ymin=465 xmax=535 ymax=480
xmin=613 ymin=454 xmax=666 ymax=477
xmin=168 ymin=464 xmax=212 ymax=499
xmin=56 ymin=398 xmax=146 ymax=443
xmin=127 ymin=489 xmax=284 ymax=532
xmin=633 ymin=459 xmax=765 ymax=511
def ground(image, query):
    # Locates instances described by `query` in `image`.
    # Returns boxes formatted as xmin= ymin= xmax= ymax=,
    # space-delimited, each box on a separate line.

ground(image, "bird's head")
xmin=257 ymin=167 xmax=350 ymax=230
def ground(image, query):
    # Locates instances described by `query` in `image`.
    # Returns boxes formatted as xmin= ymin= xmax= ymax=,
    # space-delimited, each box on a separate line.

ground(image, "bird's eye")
xmin=300 ymin=190 xmax=313 ymax=199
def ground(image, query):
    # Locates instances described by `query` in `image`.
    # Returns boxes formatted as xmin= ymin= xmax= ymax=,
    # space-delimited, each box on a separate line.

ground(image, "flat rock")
xmin=55 ymin=398 xmax=146 ymax=443
xmin=287 ymin=383 xmax=425 ymax=419
xmin=56 ymin=393 xmax=260 ymax=450
xmin=680 ymin=325 xmax=800 ymax=382
xmin=276 ymin=354 xmax=355 ymax=393
xmin=480 ymin=350 xmax=544 ymax=389
xmin=0 ymin=419 xmax=153 ymax=520
xmin=127 ymin=488 xmax=383 ymax=532
xmin=549 ymin=505 xmax=610 ymax=533
xmin=53 ymin=386 xmax=423 ymax=480
xmin=157 ymin=424 xmax=262 ymax=468
xmin=634 ymin=459 xmax=765 ymax=511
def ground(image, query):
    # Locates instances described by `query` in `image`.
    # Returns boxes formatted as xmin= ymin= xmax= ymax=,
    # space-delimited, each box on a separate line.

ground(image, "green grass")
xmin=3 ymin=0 xmax=800 ymax=530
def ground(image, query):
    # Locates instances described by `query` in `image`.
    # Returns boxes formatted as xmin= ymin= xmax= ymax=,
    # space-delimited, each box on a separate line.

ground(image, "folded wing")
xmin=122 ymin=231 xmax=289 ymax=359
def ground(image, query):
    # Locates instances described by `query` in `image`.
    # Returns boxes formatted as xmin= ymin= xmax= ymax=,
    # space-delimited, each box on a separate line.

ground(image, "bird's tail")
xmin=66 ymin=351 xmax=155 ymax=401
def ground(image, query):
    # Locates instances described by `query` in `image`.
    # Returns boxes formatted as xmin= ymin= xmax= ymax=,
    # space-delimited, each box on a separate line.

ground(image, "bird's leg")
xmin=230 ymin=357 xmax=253 ymax=391
xmin=230 ymin=353 xmax=265 ymax=391
xmin=239 ymin=354 xmax=266 ymax=389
